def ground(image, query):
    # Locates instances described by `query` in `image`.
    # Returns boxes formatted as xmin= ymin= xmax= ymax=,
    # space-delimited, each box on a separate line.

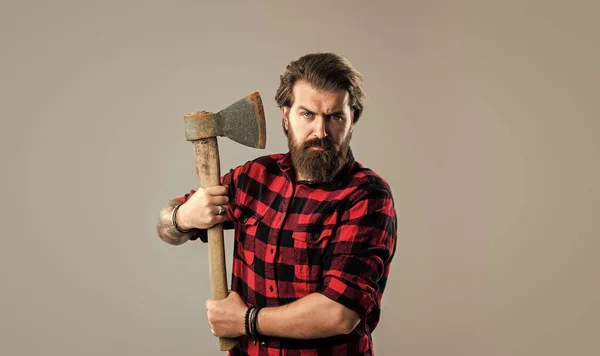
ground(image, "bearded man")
xmin=157 ymin=52 xmax=398 ymax=356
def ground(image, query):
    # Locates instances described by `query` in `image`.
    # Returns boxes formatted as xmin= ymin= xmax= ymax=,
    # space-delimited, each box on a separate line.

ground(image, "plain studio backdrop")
xmin=1 ymin=1 xmax=598 ymax=355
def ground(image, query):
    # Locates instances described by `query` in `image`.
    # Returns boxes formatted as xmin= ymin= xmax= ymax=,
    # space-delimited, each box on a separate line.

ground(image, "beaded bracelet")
xmin=244 ymin=306 xmax=254 ymax=338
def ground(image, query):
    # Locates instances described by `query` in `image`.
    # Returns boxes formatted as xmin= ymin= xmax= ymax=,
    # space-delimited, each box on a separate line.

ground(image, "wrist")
xmin=172 ymin=203 xmax=191 ymax=233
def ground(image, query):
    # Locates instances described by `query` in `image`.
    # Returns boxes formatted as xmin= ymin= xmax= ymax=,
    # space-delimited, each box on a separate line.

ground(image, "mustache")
xmin=303 ymin=137 xmax=335 ymax=150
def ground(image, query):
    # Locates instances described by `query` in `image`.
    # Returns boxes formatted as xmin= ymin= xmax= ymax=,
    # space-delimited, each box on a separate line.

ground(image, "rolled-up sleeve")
xmin=319 ymin=185 xmax=397 ymax=320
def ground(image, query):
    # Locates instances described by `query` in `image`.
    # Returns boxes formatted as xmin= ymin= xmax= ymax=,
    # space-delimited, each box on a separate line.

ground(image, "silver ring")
xmin=217 ymin=205 xmax=226 ymax=216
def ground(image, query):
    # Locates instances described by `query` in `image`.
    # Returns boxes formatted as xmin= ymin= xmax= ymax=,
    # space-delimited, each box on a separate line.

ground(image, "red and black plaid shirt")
xmin=175 ymin=149 xmax=397 ymax=355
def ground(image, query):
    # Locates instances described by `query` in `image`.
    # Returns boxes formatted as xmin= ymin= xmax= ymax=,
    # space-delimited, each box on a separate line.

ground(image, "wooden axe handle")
xmin=192 ymin=137 xmax=238 ymax=351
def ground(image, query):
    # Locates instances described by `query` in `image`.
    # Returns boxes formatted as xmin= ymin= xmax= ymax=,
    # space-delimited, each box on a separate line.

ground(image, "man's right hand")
xmin=176 ymin=186 xmax=230 ymax=230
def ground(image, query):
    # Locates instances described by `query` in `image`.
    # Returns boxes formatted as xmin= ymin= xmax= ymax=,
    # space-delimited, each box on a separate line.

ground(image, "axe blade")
xmin=217 ymin=92 xmax=267 ymax=149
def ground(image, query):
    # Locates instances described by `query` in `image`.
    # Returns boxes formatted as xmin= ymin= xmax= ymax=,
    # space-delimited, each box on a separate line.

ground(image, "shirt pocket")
xmin=235 ymin=212 xmax=261 ymax=267
xmin=291 ymin=227 xmax=334 ymax=282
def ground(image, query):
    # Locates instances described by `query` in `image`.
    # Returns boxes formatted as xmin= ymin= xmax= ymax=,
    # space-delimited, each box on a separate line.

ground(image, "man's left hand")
xmin=205 ymin=290 xmax=247 ymax=338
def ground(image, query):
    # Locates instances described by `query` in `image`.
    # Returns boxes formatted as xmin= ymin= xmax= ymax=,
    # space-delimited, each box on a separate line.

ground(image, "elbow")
xmin=335 ymin=306 xmax=361 ymax=335
xmin=156 ymin=225 xmax=188 ymax=246
xmin=159 ymin=234 xmax=186 ymax=246
xmin=319 ymin=294 xmax=361 ymax=335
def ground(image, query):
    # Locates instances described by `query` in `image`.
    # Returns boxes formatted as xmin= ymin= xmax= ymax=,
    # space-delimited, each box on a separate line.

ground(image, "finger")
xmin=213 ymin=204 xmax=229 ymax=217
xmin=206 ymin=185 xmax=229 ymax=197
xmin=205 ymin=213 xmax=229 ymax=228
xmin=213 ymin=214 xmax=229 ymax=225
xmin=209 ymin=194 xmax=229 ymax=206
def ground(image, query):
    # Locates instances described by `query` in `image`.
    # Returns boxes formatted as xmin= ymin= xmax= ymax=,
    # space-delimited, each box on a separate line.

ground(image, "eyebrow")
xmin=297 ymin=106 xmax=346 ymax=116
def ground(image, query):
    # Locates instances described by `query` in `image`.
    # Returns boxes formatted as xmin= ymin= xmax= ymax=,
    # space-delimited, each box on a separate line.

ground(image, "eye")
xmin=329 ymin=115 xmax=343 ymax=121
xmin=301 ymin=111 xmax=313 ymax=118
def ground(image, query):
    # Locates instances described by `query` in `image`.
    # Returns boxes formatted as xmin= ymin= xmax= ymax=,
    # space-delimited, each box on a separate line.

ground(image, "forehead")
xmin=291 ymin=80 xmax=350 ymax=111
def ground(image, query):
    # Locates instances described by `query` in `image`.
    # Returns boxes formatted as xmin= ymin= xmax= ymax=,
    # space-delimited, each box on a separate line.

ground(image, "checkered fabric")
xmin=175 ymin=150 xmax=397 ymax=355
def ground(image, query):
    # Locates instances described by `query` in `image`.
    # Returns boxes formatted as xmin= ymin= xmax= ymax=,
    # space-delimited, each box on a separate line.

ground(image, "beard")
xmin=288 ymin=129 xmax=352 ymax=183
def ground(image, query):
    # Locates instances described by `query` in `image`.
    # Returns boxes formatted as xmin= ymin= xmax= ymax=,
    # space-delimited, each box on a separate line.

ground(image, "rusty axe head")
xmin=183 ymin=92 xmax=267 ymax=149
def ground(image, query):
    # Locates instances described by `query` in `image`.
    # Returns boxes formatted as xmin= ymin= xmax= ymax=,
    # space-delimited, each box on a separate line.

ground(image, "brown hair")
xmin=275 ymin=52 xmax=366 ymax=134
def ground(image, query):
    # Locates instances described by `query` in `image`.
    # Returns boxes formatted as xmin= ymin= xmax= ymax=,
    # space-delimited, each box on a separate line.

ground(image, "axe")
xmin=183 ymin=92 xmax=266 ymax=351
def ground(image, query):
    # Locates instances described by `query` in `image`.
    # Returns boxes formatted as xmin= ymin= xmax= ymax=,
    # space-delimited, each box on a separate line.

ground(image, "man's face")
xmin=282 ymin=80 xmax=354 ymax=183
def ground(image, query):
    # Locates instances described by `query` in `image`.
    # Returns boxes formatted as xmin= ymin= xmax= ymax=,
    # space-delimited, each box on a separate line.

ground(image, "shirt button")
xmin=279 ymin=215 xmax=283 ymax=220
xmin=270 ymin=248 xmax=274 ymax=254
xmin=242 ymin=217 xmax=248 ymax=223
xmin=310 ymin=233 xmax=318 ymax=241
xmin=269 ymin=285 xmax=274 ymax=292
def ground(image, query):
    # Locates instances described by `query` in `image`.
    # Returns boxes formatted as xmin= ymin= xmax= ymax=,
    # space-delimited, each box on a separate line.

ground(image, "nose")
xmin=313 ymin=116 xmax=327 ymax=139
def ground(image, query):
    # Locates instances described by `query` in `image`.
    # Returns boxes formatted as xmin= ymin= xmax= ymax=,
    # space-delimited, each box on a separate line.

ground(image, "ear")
xmin=282 ymin=107 xmax=290 ymax=131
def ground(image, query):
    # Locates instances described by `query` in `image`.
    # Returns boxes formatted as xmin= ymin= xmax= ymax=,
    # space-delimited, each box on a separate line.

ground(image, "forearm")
xmin=255 ymin=293 xmax=360 ymax=339
xmin=156 ymin=200 xmax=194 ymax=245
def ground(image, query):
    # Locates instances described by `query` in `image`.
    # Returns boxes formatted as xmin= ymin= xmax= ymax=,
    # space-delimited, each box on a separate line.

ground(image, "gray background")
xmin=2 ymin=1 xmax=599 ymax=355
